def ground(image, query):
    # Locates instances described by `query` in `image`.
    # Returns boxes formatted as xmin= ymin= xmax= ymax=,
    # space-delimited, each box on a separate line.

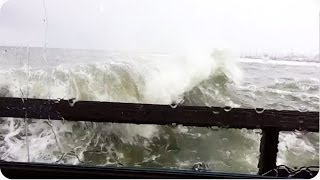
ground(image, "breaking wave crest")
xmin=0 ymin=49 xmax=246 ymax=166
xmin=0 ymin=49 xmax=242 ymax=104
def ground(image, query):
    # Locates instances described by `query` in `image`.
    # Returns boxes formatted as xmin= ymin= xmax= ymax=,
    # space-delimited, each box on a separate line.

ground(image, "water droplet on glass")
xmin=169 ymin=123 xmax=178 ymax=128
xmin=117 ymin=162 xmax=124 ymax=167
xmin=169 ymin=98 xmax=184 ymax=109
xmin=54 ymin=98 xmax=61 ymax=104
xmin=61 ymin=116 xmax=65 ymax=124
xmin=301 ymin=130 xmax=309 ymax=135
xmin=43 ymin=19 xmax=46 ymax=22
xmin=301 ymin=84 xmax=311 ymax=91
xmin=248 ymin=85 xmax=257 ymax=91
xmin=253 ymin=129 xmax=262 ymax=134
xmin=211 ymin=107 xmax=220 ymax=114
xmin=255 ymin=108 xmax=265 ymax=114
xmin=293 ymin=130 xmax=303 ymax=137
xmin=221 ymin=125 xmax=230 ymax=129
xmin=166 ymin=144 xmax=180 ymax=152
xmin=68 ymin=98 xmax=77 ymax=107
xmin=299 ymin=94 xmax=309 ymax=101
xmin=3 ymin=49 xmax=7 ymax=53
xmin=169 ymin=103 xmax=178 ymax=108
xmin=192 ymin=162 xmax=208 ymax=172
xmin=209 ymin=126 xmax=219 ymax=131
xmin=298 ymin=106 xmax=308 ymax=112
xmin=223 ymin=106 xmax=232 ymax=112
xmin=212 ymin=110 xmax=220 ymax=114
xmin=226 ymin=151 xmax=231 ymax=159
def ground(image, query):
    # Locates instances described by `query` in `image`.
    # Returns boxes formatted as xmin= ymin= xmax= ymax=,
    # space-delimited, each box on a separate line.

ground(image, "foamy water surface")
xmin=0 ymin=47 xmax=318 ymax=173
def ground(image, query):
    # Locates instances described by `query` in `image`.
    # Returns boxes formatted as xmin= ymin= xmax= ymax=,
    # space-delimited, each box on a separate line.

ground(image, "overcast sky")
xmin=0 ymin=0 xmax=319 ymax=54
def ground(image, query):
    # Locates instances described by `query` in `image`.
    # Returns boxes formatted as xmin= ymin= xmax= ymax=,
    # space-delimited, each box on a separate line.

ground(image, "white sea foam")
xmin=0 ymin=47 xmax=318 ymax=171
xmin=0 ymin=48 xmax=244 ymax=164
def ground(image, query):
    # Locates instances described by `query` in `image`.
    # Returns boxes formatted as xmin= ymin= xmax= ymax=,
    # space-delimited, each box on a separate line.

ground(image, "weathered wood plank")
xmin=0 ymin=97 xmax=318 ymax=132
xmin=0 ymin=161 xmax=275 ymax=179
xmin=258 ymin=128 xmax=280 ymax=175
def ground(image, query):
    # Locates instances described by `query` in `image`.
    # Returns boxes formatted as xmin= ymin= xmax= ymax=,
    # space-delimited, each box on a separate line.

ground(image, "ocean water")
xmin=0 ymin=46 xmax=318 ymax=173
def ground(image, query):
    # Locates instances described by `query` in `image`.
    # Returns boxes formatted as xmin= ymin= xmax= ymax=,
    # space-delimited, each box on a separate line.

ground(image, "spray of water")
xmin=0 ymin=48 xmax=243 ymax=164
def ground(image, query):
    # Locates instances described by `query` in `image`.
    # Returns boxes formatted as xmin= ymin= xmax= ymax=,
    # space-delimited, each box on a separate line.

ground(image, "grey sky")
xmin=0 ymin=0 xmax=319 ymax=54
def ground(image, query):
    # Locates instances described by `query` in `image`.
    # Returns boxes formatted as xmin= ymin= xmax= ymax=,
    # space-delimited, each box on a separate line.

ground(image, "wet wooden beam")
xmin=0 ymin=97 xmax=318 ymax=132
xmin=0 ymin=161 xmax=275 ymax=179
xmin=258 ymin=128 xmax=280 ymax=175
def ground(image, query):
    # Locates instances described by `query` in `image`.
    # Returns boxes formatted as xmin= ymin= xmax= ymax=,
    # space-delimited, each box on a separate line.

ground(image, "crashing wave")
xmin=0 ymin=49 xmax=244 ymax=165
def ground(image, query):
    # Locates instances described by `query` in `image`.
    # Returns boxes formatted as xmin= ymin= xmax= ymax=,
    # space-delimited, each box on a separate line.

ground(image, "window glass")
xmin=0 ymin=0 xmax=318 ymax=174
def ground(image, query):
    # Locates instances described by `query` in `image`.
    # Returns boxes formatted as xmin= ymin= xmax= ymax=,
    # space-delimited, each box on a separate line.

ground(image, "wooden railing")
xmin=0 ymin=97 xmax=319 ymax=177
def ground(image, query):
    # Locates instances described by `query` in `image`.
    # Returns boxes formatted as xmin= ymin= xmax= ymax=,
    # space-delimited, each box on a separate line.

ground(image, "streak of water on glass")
xmin=26 ymin=45 xmax=31 ymax=162
xmin=45 ymin=119 xmax=63 ymax=156
xmin=42 ymin=0 xmax=52 ymax=103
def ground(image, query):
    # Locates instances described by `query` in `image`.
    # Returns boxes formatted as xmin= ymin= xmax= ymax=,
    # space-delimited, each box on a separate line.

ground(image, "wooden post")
xmin=258 ymin=128 xmax=280 ymax=175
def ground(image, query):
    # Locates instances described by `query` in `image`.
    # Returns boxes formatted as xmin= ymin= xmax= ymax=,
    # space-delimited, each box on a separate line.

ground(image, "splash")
xmin=0 ymin=48 xmax=243 ymax=164
xmin=0 ymin=47 xmax=318 ymax=171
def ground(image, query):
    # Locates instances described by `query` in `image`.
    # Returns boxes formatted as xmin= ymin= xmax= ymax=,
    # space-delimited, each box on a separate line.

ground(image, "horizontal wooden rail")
xmin=0 ymin=97 xmax=318 ymax=132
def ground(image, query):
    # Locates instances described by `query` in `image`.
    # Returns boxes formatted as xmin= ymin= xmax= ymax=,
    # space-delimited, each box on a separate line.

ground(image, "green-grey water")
xmin=0 ymin=47 xmax=318 ymax=174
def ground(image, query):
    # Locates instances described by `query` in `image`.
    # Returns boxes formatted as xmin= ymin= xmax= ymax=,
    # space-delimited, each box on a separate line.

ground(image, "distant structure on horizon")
xmin=240 ymin=51 xmax=319 ymax=62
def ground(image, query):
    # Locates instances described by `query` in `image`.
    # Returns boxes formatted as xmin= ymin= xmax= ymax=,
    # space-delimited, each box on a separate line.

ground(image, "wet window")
xmin=0 ymin=0 xmax=318 ymax=177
